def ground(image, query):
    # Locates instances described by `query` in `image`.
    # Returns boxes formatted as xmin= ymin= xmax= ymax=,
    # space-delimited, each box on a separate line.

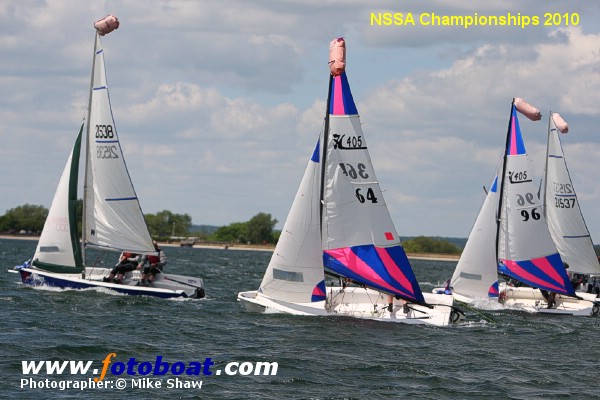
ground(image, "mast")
xmin=495 ymin=99 xmax=514 ymax=268
xmin=319 ymin=74 xmax=333 ymax=236
xmin=81 ymin=32 xmax=99 ymax=269
xmin=542 ymin=111 xmax=552 ymax=218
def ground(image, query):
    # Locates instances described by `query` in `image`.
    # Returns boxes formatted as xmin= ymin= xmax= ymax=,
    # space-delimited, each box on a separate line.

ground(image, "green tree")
xmin=209 ymin=212 xmax=279 ymax=244
xmin=145 ymin=210 xmax=192 ymax=239
xmin=402 ymin=236 xmax=461 ymax=254
xmin=211 ymin=222 xmax=248 ymax=243
xmin=246 ymin=212 xmax=278 ymax=244
xmin=0 ymin=204 xmax=48 ymax=233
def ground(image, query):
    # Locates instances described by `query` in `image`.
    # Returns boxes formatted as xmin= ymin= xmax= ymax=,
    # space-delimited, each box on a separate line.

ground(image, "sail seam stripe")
xmin=105 ymin=197 xmax=138 ymax=201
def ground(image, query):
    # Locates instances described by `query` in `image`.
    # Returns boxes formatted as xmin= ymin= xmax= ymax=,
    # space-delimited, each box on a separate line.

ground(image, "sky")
xmin=1 ymin=0 xmax=600 ymax=240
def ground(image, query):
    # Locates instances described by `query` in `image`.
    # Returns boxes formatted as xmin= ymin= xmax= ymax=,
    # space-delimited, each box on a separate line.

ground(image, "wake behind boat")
xmin=238 ymin=38 xmax=462 ymax=326
xmin=435 ymin=99 xmax=598 ymax=316
xmin=12 ymin=16 xmax=205 ymax=299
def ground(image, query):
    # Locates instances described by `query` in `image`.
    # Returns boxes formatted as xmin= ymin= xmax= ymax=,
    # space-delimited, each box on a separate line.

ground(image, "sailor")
xmin=137 ymin=240 xmax=167 ymax=286
xmin=104 ymin=252 xmax=140 ymax=284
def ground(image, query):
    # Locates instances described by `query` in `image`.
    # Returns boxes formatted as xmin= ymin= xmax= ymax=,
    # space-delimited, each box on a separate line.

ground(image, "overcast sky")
xmin=1 ymin=1 xmax=600 ymax=240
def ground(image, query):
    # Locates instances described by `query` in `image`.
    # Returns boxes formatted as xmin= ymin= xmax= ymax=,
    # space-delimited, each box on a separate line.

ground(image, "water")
xmin=3 ymin=238 xmax=600 ymax=399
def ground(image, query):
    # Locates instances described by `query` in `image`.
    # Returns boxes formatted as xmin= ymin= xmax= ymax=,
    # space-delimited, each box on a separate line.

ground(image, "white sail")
xmin=320 ymin=73 xmax=424 ymax=303
xmin=544 ymin=113 xmax=600 ymax=274
xmin=32 ymin=128 xmax=83 ymax=272
xmin=451 ymin=174 xmax=500 ymax=299
xmin=84 ymin=34 xmax=154 ymax=254
xmin=323 ymin=115 xmax=400 ymax=249
xmin=496 ymin=104 xmax=574 ymax=296
xmin=259 ymin=142 xmax=326 ymax=303
xmin=498 ymin=121 xmax=557 ymax=263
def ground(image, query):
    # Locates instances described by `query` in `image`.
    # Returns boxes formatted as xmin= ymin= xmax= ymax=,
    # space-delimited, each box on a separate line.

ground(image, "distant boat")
xmin=238 ymin=38 xmax=463 ymax=326
xmin=438 ymin=99 xmax=598 ymax=316
xmin=13 ymin=18 xmax=205 ymax=299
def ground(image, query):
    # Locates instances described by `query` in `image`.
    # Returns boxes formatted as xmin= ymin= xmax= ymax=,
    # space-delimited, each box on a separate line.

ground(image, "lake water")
xmin=2 ymin=238 xmax=599 ymax=399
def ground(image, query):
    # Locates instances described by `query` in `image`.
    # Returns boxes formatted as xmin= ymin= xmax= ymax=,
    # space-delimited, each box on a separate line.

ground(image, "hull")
xmin=433 ymin=285 xmax=599 ymax=316
xmin=17 ymin=267 xmax=205 ymax=299
xmin=500 ymin=285 xmax=599 ymax=316
xmin=238 ymin=287 xmax=462 ymax=327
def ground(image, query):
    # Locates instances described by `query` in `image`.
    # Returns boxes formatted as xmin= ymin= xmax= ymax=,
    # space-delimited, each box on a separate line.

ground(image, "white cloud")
xmin=1 ymin=1 xmax=600 ymax=240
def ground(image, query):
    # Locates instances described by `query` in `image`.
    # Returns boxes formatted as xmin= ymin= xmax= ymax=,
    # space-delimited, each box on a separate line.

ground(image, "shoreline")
xmin=0 ymin=235 xmax=460 ymax=261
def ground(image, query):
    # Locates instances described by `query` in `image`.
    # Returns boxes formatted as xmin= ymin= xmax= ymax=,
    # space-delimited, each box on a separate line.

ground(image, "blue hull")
xmin=18 ymin=269 xmax=189 ymax=299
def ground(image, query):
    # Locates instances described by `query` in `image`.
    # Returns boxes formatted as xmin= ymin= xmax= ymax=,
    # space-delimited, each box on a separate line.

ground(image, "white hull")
xmin=500 ymin=285 xmax=599 ymax=316
xmin=433 ymin=285 xmax=599 ymax=316
xmin=17 ymin=267 xmax=205 ymax=299
xmin=238 ymin=287 xmax=462 ymax=327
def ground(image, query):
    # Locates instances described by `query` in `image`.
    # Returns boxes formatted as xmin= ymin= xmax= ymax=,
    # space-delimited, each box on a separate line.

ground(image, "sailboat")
xmin=544 ymin=112 xmax=600 ymax=283
xmin=440 ymin=99 xmax=598 ymax=316
xmin=238 ymin=38 xmax=462 ymax=326
xmin=13 ymin=17 xmax=205 ymax=299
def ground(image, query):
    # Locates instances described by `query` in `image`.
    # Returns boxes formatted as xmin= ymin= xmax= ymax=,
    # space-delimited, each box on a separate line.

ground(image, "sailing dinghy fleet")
xmin=13 ymin=16 xmax=205 ymax=299
xmin=9 ymin=19 xmax=599 ymax=324
xmin=436 ymin=99 xmax=600 ymax=316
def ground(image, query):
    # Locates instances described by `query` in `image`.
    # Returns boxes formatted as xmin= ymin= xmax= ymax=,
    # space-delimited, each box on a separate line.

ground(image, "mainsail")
xmin=544 ymin=113 xmax=600 ymax=275
xmin=321 ymin=72 xmax=425 ymax=304
xmin=496 ymin=102 xmax=575 ymax=296
xmin=32 ymin=126 xmax=84 ymax=273
xmin=83 ymin=33 xmax=155 ymax=254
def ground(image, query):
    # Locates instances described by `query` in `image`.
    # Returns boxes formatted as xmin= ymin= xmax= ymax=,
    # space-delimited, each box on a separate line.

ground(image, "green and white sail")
xmin=32 ymin=126 xmax=84 ymax=273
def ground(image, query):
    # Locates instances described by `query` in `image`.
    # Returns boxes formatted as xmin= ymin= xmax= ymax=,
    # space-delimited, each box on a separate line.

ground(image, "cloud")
xmin=1 ymin=1 xmax=600 ymax=239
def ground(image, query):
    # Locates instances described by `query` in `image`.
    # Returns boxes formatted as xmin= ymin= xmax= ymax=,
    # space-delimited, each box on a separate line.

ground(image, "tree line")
xmin=0 ymin=203 xmax=279 ymax=245
xmin=0 ymin=203 xmax=461 ymax=252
